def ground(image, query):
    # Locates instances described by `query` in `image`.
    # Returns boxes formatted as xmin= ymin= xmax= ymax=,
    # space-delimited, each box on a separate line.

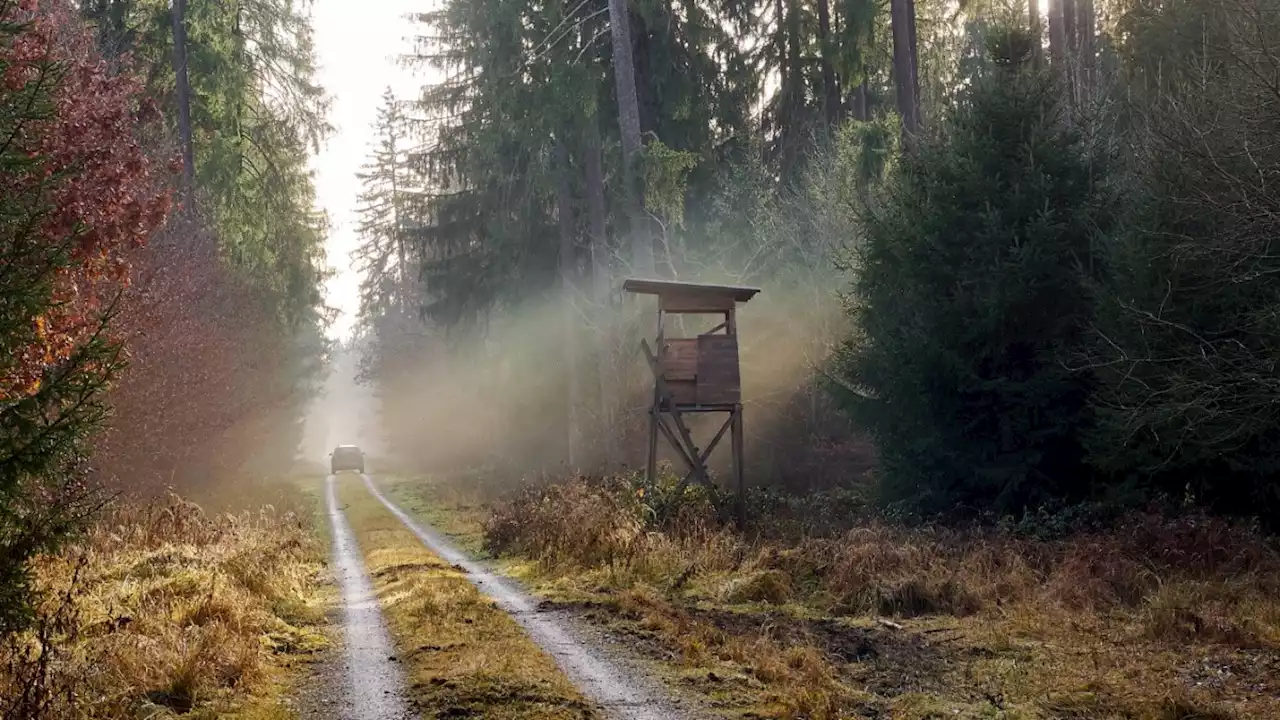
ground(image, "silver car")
xmin=329 ymin=445 xmax=365 ymax=474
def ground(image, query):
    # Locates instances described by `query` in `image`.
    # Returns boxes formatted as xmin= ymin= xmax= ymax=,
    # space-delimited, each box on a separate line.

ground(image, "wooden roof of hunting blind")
xmin=622 ymin=278 xmax=761 ymax=312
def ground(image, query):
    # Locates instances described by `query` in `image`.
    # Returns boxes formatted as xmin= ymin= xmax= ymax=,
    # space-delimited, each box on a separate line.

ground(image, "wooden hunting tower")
xmin=622 ymin=278 xmax=760 ymax=521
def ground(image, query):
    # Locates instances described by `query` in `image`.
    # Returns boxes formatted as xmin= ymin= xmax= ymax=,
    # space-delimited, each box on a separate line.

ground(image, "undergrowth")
xmin=0 ymin=493 xmax=329 ymax=720
xmin=471 ymin=471 xmax=1280 ymax=719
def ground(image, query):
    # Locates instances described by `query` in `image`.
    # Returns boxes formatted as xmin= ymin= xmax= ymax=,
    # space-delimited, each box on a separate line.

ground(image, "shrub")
xmin=0 ymin=0 xmax=170 ymax=636
xmin=1085 ymin=0 xmax=1280 ymax=523
xmin=833 ymin=26 xmax=1113 ymax=517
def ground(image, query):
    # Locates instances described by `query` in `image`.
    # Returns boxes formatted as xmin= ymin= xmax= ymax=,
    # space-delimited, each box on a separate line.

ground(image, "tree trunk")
xmin=555 ymin=138 xmax=579 ymax=467
xmin=1048 ymin=0 xmax=1066 ymax=66
xmin=907 ymin=0 xmax=920 ymax=112
xmin=583 ymin=117 xmax=615 ymax=464
xmin=778 ymin=0 xmax=805 ymax=183
xmin=890 ymin=0 xmax=920 ymax=137
xmin=171 ymin=0 xmax=195 ymax=194
xmin=1030 ymin=0 xmax=1043 ymax=66
xmin=606 ymin=0 xmax=653 ymax=278
xmin=1079 ymin=0 xmax=1096 ymax=92
xmin=1062 ymin=0 xmax=1077 ymax=54
xmin=817 ymin=0 xmax=839 ymax=127
xmin=584 ymin=120 xmax=609 ymax=305
xmin=851 ymin=79 xmax=869 ymax=121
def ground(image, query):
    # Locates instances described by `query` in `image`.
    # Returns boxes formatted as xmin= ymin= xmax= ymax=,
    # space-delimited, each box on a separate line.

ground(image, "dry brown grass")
xmin=395 ymin=474 xmax=1280 ymax=720
xmin=0 ymin=493 xmax=330 ymax=720
xmin=333 ymin=475 xmax=594 ymax=719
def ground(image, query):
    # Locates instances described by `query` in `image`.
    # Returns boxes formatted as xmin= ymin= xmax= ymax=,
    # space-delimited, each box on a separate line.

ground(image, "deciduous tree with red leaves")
xmin=0 ymin=0 xmax=170 ymax=634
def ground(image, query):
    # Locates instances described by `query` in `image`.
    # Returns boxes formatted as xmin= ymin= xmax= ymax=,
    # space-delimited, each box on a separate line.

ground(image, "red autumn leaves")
xmin=0 ymin=0 xmax=171 ymax=402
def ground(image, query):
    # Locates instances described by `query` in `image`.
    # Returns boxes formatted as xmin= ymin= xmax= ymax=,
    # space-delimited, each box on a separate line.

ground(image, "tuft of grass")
xmin=392 ymin=473 xmax=1280 ymax=720
xmin=0 ymin=492 xmax=331 ymax=720
xmin=334 ymin=475 xmax=595 ymax=719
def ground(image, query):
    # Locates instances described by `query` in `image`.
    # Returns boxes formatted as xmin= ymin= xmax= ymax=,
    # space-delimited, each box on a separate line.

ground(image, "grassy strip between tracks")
xmin=332 ymin=474 xmax=595 ymax=720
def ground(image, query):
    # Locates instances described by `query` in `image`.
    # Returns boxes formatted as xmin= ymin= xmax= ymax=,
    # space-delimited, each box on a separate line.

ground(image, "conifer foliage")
xmin=836 ymin=28 xmax=1111 ymax=517
xmin=0 ymin=0 xmax=170 ymax=634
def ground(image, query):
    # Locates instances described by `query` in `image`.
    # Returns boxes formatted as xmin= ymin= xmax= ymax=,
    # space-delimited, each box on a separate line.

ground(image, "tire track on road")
xmin=324 ymin=474 xmax=415 ymax=720
xmin=359 ymin=474 xmax=708 ymax=720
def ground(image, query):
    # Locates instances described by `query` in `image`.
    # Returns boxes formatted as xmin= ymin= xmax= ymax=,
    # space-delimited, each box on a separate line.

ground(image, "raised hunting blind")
xmin=622 ymin=278 xmax=761 ymax=523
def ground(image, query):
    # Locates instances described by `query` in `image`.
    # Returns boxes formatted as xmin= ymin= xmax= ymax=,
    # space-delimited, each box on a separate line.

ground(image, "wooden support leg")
xmin=647 ymin=405 xmax=659 ymax=484
xmin=732 ymin=404 xmax=745 ymax=528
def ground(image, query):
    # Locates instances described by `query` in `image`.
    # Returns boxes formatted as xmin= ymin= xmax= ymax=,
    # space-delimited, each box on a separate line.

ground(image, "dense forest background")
xmin=3 ymin=0 xmax=1280 ymax=715
xmin=356 ymin=0 xmax=1280 ymax=527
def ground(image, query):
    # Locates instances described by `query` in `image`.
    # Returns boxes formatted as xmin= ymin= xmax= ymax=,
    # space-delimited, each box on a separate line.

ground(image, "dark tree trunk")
xmin=584 ymin=119 xmax=609 ymax=298
xmin=606 ymin=0 xmax=653 ymax=277
xmin=907 ymin=0 xmax=919 ymax=110
xmin=1063 ymin=0 xmax=1078 ymax=54
xmin=779 ymin=0 xmax=805 ymax=183
xmin=1049 ymin=0 xmax=1066 ymax=66
xmin=172 ymin=0 xmax=195 ymax=194
xmin=817 ymin=0 xmax=840 ymax=127
xmin=851 ymin=79 xmax=869 ymax=121
xmin=890 ymin=0 xmax=920 ymax=136
xmin=1030 ymin=0 xmax=1043 ymax=66
xmin=1079 ymin=0 xmax=1096 ymax=91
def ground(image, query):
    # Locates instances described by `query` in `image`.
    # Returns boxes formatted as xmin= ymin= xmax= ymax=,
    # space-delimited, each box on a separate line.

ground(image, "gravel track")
xmin=360 ymin=474 xmax=709 ymax=720
xmin=322 ymin=474 xmax=415 ymax=720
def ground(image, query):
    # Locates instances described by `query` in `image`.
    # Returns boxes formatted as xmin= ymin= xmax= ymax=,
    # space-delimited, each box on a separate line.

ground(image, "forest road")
xmin=359 ymin=473 xmax=711 ymax=720
xmin=318 ymin=474 xmax=416 ymax=720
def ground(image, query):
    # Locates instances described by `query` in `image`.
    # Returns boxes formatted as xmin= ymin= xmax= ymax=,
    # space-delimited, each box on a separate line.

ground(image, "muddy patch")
xmin=549 ymin=596 xmax=956 ymax=701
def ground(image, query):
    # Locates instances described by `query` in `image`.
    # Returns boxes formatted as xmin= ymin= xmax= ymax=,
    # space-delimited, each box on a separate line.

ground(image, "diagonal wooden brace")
xmin=641 ymin=339 xmax=711 ymax=487
xmin=673 ymin=412 xmax=734 ymax=495
xmin=653 ymin=414 xmax=702 ymax=480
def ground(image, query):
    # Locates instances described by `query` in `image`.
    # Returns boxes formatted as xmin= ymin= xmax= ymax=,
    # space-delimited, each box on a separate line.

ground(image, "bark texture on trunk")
xmin=583 ymin=113 xmax=614 ymax=460
xmin=1079 ymin=0 xmax=1096 ymax=91
xmin=1049 ymin=0 xmax=1066 ymax=65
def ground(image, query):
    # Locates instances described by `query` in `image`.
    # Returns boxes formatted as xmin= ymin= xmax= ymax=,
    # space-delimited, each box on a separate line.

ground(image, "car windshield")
xmin=334 ymin=447 xmax=360 ymax=460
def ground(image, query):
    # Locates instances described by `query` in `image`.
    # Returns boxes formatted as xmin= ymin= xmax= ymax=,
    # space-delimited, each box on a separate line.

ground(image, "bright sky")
xmin=310 ymin=0 xmax=425 ymax=341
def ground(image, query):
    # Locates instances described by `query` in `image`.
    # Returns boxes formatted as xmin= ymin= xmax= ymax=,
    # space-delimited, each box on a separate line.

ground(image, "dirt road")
xmin=321 ymin=473 xmax=706 ymax=720
xmin=322 ymin=475 xmax=415 ymax=720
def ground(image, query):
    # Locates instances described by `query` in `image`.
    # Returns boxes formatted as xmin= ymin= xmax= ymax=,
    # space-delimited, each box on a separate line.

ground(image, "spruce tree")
xmin=835 ymin=28 xmax=1110 ymax=517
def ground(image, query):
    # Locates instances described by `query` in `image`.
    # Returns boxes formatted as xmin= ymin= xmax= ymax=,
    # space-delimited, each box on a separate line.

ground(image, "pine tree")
xmin=835 ymin=27 xmax=1111 ymax=517
xmin=355 ymin=90 xmax=414 ymax=322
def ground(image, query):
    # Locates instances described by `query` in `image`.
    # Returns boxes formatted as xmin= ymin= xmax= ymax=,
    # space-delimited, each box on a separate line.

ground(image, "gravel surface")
xmin=362 ymin=474 xmax=713 ymax=720
xmin=318 ymin=474 xmax=415 ymax=720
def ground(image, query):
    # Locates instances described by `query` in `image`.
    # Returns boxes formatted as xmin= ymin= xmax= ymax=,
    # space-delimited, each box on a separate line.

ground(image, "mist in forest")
xmin=347 ymin=269 xmax=860 ymax=491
